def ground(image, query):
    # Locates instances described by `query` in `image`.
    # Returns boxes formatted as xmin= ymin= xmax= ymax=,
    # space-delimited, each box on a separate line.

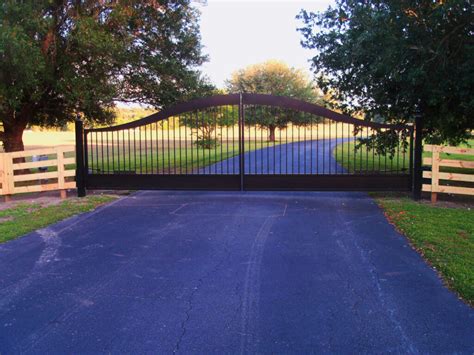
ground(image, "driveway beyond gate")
xmin=0 ymin=191 xmax=473 ymax=353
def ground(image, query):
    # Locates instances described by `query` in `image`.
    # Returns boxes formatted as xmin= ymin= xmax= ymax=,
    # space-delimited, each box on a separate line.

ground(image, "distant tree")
xmin=226 ymin=60 xmax=323 ymax=142
xmin=180 ymin=90 xmax=237 ymax=149
xmin=0 ymin=1 xmax=210 ymax=152
xmin=298 ymin=0 xmax=474 ymax=145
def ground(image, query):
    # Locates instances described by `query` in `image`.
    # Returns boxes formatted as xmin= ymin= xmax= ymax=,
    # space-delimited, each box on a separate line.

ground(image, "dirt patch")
xmin=0 ymin=216 xmax=14 ymax=223
xmin=0 ymin=190 xmax=128 ymax=211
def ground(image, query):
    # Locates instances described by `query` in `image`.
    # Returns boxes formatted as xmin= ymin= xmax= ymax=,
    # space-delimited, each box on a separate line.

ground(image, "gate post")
xmin=413 ymin=113 xmax=424 ymax=200
xmin=75 ymin=118 xmax=86 ymax=197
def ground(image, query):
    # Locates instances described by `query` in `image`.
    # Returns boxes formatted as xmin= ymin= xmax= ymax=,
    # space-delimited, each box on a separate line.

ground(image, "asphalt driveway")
xmin=201 ymin=138 xmax=350 ymax=174
xmin=0 ymin=190 xmax=473 ymax=353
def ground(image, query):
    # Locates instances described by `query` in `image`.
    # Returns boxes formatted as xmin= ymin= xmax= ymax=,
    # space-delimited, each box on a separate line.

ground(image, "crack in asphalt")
xmin=173 ymin=215 xmax=240 ymax=354
xmin=19 ymin=217 xmax=182 ymax=354
xmin=337 ymin=203 xmax=419 ymax=354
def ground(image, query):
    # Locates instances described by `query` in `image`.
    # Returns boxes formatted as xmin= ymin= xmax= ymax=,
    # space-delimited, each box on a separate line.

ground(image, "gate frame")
xmin=75 ymin=93 xmax=415 ymax=196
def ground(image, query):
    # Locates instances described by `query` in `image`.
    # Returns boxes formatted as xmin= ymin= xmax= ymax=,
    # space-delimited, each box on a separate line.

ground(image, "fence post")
xmin=75 ymin=119 xmax=86 ymax=197
xmin=413 ymin=113 xmax=424 ymax=200
xmin=2 ymin=153 xmax=14 ymax=202
xmin=57 ymin=146 xmax=67 ymax=199
xmin=430 ymin=145 xmax=440 ymax=203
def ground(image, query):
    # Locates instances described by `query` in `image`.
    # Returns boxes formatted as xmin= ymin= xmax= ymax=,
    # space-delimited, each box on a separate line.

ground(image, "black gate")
xmin=75 ymin=93 xmax=413 ymax=194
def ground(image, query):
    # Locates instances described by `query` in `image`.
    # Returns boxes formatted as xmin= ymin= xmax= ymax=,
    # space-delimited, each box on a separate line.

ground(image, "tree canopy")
xmin=0 ymin=0 xmax=212 ymax=151
xmin=226 ymin=60 xmax=322 ymax=141
xmin=298 ymin=0 xmax=473 ymax=144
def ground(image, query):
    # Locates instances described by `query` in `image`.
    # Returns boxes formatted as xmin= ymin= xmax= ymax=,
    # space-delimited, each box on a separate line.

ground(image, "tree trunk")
xmin=2 ymin=124 xmax=26 ymax=152
xmin=268 ymin=125 xmax=276 ymax=142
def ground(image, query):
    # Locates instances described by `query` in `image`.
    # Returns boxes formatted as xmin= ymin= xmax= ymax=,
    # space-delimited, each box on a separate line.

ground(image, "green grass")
xmin=333 ymin=141 xmax=410 ymax=173
xmin=88 ymin=140 xmax=278 ymax=173
xmin=374 ymin=194 xmax=474 ymax=305
xmin=0 ymin=195 xmax=117 ymax=243
xmin=334 ymin=139 xmax=474 ymax=174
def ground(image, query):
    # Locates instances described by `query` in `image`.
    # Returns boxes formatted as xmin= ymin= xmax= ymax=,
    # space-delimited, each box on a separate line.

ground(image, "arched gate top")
xmin=87 ymin=93 xmax=410 ymax=132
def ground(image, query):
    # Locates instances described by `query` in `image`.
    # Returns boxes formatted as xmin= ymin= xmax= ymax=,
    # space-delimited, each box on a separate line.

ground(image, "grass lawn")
xmin=333 ymin=141 xmax=410 ymax=173
xmin=334 ymin=139 xmax=474 ymax=174
xmin=0 ymin=195 xmax=117 ymax=243
xmin=373 ymin=193 xmax=474 ymax=305
xmin=87 ymin=140 xmax=280 ymax=174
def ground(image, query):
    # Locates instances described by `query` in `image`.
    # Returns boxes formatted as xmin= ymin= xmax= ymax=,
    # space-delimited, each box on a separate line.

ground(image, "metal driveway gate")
xmin=75 ymin=94 xmax=414 ymax=194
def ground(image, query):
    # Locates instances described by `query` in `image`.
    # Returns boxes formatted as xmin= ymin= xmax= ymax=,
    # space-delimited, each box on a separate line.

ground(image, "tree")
xmin=180 ymin=105 xmax=238 ymax=149
xmin=298 ymin=0 xmax=474 ymax=145
xmin=0 ymin=1 xmax=210 ymax=152
xmin=226 ymin=60 xmax=322 ymax=142
xmin=178 ymin=89 xmax=236 ymax=149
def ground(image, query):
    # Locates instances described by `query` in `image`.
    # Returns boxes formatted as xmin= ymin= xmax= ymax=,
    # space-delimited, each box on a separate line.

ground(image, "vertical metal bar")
xmin=353 ymin=127 xmax=357 ymax=175
xmin=291 ymin=121 xmax=294 ymax=174
xmin=139 ymin=127 xmax=142 ymax=174
xmin=316 ymin=119 xmax=319 ymax=173
xmin=194 ymin=111 xmax=199 ymax=174
xmin=365 ymin=127 xmax=368 ymax=174
xmin=285 ymin=118 xmax=288 ymax=174
xmin=106 ymin=131 xmax=110 ymax=174
xmin=279 ymin=114 xmax=282 ymax=174
xmin=161 ymin=121 xmax=165 ymax=174
xmin=323 ymin=120 xmax=326 ymax=174
xmin=150 ymin=125 xmax=154 ymax=174
xmin=75 ymin=119 xmax=86 ymax=197
xmin=122 ymin=130 xmax=126 ymax=172
xmin=178 ymin=116 xmax=181 ymax=174
xmin=128 ymin=129 xmax=131 ymax=173
xmin=310 ymin=117 xmax=313 ymax=174
xmin=184 ymin=117 xmax=188 ymax=174
xmin=267 ymin=111 xmax=270 ymax=174
xmin=112 ymin=131 xmax=116 ymax=173
xmin=89 ymin=131 xmax=94 ymax=173
xmin=347 ymin=124 xmax=350 ymax=175
xmin=239 ymin=94 xmax=244 ymax=190
xmin=340 ymin=123 xmax=343 ymax=174
xmin=111 ymin=131 xmax=115 ymax=173
xmin=254 ymin=106 xmax=257 ymax=174
xmin=402 ymin=130 xmax=406 ymax=174
xmin=172 ymin=118 xmax=176 ymax=174
xmin=372 ymin=129 xmax=375 ymax=174
xmin=214 ymin=108 xmax=218 ymax=174
xmin=225 ymin=106 xmax=234 ymax=174
xmin=154 ymin=123 xmax=158 ymax=174
xmin=133 ymin=129 xmax=137 ymax=174
xmin=220 ymin=106 xmax=223 ymax=173
xmin=303 ymin=114 xmax=306 ymax=174
xmin=273 ymin=108 xmax=276 ymax=174
xmin=167 ymin=120 xmax=171 ymax=174
xmin=378 ymin=130 xmax=381 ymax=173
xmin=101 ymin=131 xmax=104 ymax=174
xmin=297 ymin=119 xmax=300 ymax=174
xmin=328 ymin=121 xmax=331 ymax=174
xmin=201 ymin=109 xmax=206 ymax=174
xmin=232 ymin=106 xmax=235 ymax=175
xmin=261 ymin=108 xmax=264 ymax=174
xmin=360 ymin=128 xmax=363 ymax=174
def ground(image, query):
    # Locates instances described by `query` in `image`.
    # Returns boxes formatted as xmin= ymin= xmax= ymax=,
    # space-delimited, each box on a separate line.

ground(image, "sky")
xmin=197 ymin=0 xmax=335 ymax=88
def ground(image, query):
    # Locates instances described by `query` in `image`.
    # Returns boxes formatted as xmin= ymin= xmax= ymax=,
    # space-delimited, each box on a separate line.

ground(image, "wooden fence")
xmin=0 ymin=146 xmax=76 ymax=202
xmin=422 ymin=144 xmax=474 ymax=203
